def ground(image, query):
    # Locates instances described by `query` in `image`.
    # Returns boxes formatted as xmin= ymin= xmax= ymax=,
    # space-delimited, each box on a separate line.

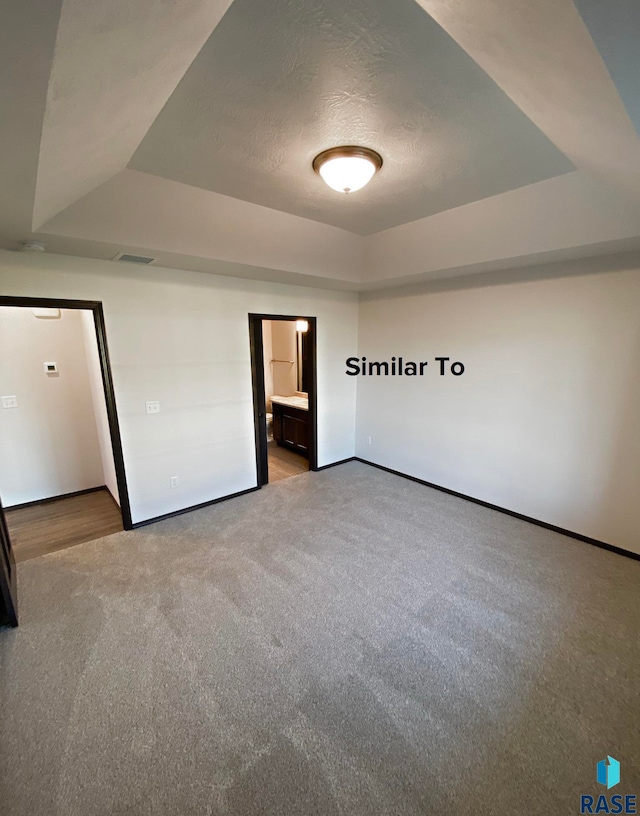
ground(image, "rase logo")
xmin=598 ymin=757 xmax=621 ymax=790
xmin=580 ymin=756 xmax=636 ymax=814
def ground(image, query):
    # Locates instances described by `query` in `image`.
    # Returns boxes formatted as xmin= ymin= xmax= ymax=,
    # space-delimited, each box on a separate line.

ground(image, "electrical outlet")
xmin=1 ymin=395 xmax=18 ymax=409
xmin=170 ymin=476 xmax=179 ymax=489
xmin=145 ymin=401 xmax=160 ymax=414
xmin=367 ymin=435 xmax=372 ymax=445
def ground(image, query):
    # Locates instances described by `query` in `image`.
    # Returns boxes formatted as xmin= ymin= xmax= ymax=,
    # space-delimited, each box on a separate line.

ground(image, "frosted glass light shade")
xmin=318 ymin=156 xmax=376 ymax=193
xmin=296 ymin=320 xmax=309 ymax=333
xmin=313 ymin=146 xmax=382 ymax=194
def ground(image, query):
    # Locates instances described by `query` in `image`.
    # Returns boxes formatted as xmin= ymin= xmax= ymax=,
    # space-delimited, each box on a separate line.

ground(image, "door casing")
xmin=248 ymin=314 xmax=318 ymax=486
xmin=0 ymin=297 xmax=132 ymax=530
xmin=0 ymin=493 xmax=17 ymax=627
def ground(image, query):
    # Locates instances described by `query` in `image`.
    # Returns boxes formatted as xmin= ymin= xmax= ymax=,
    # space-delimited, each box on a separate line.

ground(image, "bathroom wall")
xmin=262 ymin=319 xmax=274 ymax=410
xmin=270 ymin=321 xmax=298 ymax=397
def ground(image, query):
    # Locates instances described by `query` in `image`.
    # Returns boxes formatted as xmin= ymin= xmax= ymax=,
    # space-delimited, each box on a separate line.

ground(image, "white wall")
xmin=356 ymin=264 xmax=640 ymax=554
xmin=0 ymin=307 xmax=104 ymax=506
xmin=0 ymin=251 xmax=358 ymax=524
xmin=3 ymin=250 xmax=634 ymax=553
xmin=80 ymin=310 xmax=120 ymax=505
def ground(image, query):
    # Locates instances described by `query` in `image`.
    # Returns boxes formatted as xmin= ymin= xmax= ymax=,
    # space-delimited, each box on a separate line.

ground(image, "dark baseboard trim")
xmin=5 ymin=485 xmax=107 ymax=512
xmin=131 ymin=485 xmax=260 ymax=529
xmin=314 ymin=456 xmax=356 ymax=472
xmin=355 ymin=457 xmax=640 ymax=562
xmin=130 ymin=459 xmax=357 ymax=527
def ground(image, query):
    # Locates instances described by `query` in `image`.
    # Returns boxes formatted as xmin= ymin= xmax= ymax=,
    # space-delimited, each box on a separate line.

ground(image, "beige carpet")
xmin=1 ymin=461 xmax=638 ymax=815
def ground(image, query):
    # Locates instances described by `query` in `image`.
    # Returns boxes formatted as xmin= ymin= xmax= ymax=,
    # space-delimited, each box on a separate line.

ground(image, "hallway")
xmin=5 ymin=489 xmax=123 ymax=562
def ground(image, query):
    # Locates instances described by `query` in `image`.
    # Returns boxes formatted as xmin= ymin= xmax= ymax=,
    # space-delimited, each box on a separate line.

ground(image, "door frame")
xmin=0 ymin=296 xmax=133 ymax=531
xmin=248 ymin=314 xmax=318 ymax=486
xmin=0 ymin=493 xmax=17 ymax=627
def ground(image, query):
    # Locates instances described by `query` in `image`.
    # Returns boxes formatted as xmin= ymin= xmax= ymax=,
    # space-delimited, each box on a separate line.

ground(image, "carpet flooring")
xmin=1 ymin=461 xmax=638 ymax=815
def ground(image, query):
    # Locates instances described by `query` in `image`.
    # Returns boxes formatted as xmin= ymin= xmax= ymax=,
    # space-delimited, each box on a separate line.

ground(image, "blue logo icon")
xmin=581 ymin=756 xmax=635 ymax=814
xmin=597 ymin=756 xmax=621 ymax=790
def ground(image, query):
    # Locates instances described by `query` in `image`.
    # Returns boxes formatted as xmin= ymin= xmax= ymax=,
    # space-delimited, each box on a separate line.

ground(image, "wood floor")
xmin=5 ymin=488 xmax=123 ymax=562
xmin=267 ymin=440 xmax=309 ymax=483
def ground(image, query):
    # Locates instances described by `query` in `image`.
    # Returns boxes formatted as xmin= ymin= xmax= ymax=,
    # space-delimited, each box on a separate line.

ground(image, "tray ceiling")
xmin=130 ymin=0 xmax=573 ymax=235
xmin=2 ymin=0 xmax=640 ymax=290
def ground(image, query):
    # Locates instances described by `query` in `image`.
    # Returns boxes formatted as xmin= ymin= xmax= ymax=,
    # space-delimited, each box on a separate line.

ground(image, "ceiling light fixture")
xmin=313 ymin=146 xmax=382 ymax=194
xmin=20 ymin=240 xmax=46 ymax=252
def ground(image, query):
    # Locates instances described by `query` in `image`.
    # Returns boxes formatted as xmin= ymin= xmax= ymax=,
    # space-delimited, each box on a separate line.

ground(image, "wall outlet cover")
xmin=145 ymin=401 xmax=160 ymax=414
xmin=1 ymin=396 xmax=18 ymax=409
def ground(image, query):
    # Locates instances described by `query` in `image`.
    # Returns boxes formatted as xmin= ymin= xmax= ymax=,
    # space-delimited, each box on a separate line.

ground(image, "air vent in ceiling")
xmin=112 ymin=252 xmax=156 ymax=265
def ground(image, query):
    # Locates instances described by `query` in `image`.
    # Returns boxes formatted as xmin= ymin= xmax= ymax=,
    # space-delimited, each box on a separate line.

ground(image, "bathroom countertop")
xmin=271 ymin=395 xmax=309 ymax=411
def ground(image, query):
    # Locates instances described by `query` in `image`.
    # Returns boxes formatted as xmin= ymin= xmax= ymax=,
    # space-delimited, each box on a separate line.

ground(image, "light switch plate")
xmin=145 ymin=400 xmax=160 ymax=414
xmin=2 ymin=396 xmax=18 ymax=409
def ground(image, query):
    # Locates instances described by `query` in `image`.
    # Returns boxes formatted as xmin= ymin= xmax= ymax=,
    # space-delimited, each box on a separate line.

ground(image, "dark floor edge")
xmin=131 ymin=485 xmax=260 ymax=529
xmin=314 ymin=456 xmax=357 ymax=472
xmin=355 ymin=457 xmax=640 ymax=562
xmin=5 ymin=485 xmax=107 ymax=512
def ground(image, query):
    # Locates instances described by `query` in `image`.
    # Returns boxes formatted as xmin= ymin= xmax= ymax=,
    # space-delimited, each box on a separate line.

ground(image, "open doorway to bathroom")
xmin=0 ymin=298 xmax=131 ymax=568
xmin=248 ymin=314 xmax=317 ymax=486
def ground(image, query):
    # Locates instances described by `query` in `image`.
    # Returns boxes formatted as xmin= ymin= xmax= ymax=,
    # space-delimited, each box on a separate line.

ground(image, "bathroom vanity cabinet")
xmin=272 ymin=399 xmax=309 ymax=456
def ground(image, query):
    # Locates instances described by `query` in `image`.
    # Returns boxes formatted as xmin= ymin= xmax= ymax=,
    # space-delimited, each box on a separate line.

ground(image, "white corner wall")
xmin=356 ymin=264 xmax=640 ymax=554
xmin=0 ymin=251 xmax=358 ymax=524
xmin=80 ymin=310 xmax=120 ymax=505
xmin=0 ymin=306 xmax=104 ymax=506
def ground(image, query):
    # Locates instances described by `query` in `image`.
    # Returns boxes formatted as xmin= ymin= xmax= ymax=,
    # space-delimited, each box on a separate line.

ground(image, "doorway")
xmin=248 ymin=314 xmax=317 ymax=486
xmin=0 ymin=297 xmax=131 ymax=624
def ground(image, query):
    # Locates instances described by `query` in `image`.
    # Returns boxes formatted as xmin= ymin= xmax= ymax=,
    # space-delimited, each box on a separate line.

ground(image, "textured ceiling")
xmin=3 ymin=0 xmax=640 ymax=291
xmin=32 ymin=0 xmax=234 ymax=230
xmin=130 ymin=0 xmax=573 ymax=235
